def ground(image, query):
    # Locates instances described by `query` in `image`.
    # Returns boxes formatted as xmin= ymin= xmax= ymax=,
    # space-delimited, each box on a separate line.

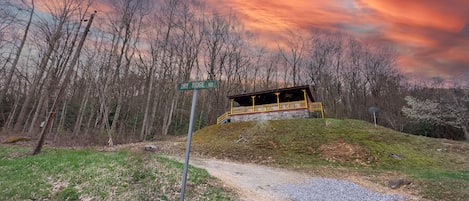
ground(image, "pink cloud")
xmin=204 ymin=0 xmax=469 ymax=81
xmin=33 ymin=0 xmax=469 ymax=82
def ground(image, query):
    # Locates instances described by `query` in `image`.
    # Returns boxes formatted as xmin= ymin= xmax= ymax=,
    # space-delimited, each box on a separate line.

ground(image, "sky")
xmin=203 ymin=0 xmax=469 ymax=84
xmin=31 ymin=0 xmax=469 ymax=84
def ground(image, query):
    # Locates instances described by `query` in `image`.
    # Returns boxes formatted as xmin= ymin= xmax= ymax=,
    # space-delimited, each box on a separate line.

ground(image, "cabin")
xmin=216 ymin=85 xmax=324 ymax=124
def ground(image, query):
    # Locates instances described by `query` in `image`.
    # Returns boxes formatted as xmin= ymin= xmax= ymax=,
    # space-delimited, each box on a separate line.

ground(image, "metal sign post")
xmin=179 ymin=88 xmax=197 ymax=201
xmin=178 ymin=80 xmax=217 ymax=201
xmin=368 ymin=106 xmax=381 ymax=128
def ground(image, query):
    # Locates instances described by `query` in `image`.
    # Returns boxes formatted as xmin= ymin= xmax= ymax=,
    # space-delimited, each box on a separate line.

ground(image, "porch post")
xmin=230 ymin=99 xmax=234 ymax=114
xmin=251 ymin=96 xmax=256 ymax=111
xmin=320 ymin=103 xmax=325 ymax=118
xmin=274 ymin=92 xmax=280 ymax=109
xmin=302 ymin=89 xmax=308 ymax=109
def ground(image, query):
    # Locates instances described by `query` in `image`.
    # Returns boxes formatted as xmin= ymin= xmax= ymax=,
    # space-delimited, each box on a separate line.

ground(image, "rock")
xmin=389 ymin=153 xmax=404 ymax=160
xmin=367 ymin=156 xmax=375 ymax=163
xmin=235 ymin=135 xmax=248 ymax=143
xmin=144 ymin=144 xmax=158 ymax=152
xmin=388 ymin=178 xmax=411 ymax=189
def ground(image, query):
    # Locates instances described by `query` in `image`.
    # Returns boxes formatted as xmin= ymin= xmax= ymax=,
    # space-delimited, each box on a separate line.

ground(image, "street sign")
xmin=368 ymin=106 xmax=381 ymax=114
xmin=178 ymin=79 xmax=217 ymax=201
xmin=177 ymin=80 xmax=217 ymax=90
xmin=368 ymin=106 xmax=381 ymax=128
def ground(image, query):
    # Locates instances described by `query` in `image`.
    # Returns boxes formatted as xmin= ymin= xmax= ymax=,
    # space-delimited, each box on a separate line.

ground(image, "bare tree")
xmin=27 ymin=5 xmax=89 ymax=135
xmin=108 ymin=0 xmax=148 ymax=137
xmin=0 ymin=0 xmax=34 ymax=105
xmin=278 ymin=30 xmax=306 ymax=87
xmin=33 ymin=8 xmax=95 ymax=155
xmin=14 ymin=0 xmax=82 ymax=132
xmin=72 ymin=57 xmax=94 ymax=136
xmin=204 ymin=13 xmax=229 ymax=81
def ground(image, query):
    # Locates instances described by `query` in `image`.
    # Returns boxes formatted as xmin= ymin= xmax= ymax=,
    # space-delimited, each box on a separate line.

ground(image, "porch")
xmin=216 ymin=86 xmax=325 ymax=124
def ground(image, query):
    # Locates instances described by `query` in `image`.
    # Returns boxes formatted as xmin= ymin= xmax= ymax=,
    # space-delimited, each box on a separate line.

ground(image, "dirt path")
xmin=184 ymin=158 xmax=421 ymax=201
xmin=114 ymin=142 xmax=423 ymax=200
xmin=189 ymin=158 xmax=308 ymax=201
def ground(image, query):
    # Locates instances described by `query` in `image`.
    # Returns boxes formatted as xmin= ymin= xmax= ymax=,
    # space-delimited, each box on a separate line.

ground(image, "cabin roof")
xmin=228 ymin=85 xmax=315 ymax=106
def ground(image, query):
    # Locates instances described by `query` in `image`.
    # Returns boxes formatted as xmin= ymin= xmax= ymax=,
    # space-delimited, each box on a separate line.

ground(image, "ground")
xmin=186 ymin=158 xmax=425 ymax=201
xmin=119 ymin=140 xmax=426 ymax=201
xmin=3 ymin=120 xmax=467 ymax=201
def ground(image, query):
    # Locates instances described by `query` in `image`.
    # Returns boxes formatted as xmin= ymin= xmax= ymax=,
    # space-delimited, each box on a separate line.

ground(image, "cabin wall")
xmin=230 ymin=109 xmax=310 ymax=122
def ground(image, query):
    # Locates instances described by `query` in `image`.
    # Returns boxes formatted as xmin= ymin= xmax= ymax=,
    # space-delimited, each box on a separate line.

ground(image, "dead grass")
xmin=319 ymin=140 xmax=370 ymax=165
xmin=2 ymin=136 xmax=31 ymax=144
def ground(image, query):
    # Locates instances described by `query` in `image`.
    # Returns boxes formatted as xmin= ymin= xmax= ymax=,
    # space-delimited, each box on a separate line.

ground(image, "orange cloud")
xmin=204 ymin=0 xmax=469 ymax=82
xmin=359 ymin=0 xmax=469 ymax=31
xmin=33 ymin=0 xmax=469 ymax=82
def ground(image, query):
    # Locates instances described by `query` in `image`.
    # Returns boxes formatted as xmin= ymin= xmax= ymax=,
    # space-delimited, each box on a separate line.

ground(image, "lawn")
xmin=0 ymin=145 xmax=232 ymax=200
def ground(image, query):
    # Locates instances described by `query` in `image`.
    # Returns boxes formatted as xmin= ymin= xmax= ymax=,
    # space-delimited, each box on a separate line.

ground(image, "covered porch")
xmin=217 ymin=85 xmax=324 ymax=124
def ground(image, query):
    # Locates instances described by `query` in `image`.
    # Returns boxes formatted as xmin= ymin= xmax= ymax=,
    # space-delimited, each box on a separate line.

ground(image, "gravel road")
xmin=275 ymin=178 xmax=405 ymax=201
xmin=188 ymin=158 xmax=414 ymax=201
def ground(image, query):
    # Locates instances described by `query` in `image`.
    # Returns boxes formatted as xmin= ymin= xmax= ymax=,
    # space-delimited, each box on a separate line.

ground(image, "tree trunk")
xmin=33 ymin=12 xmax=95 ymax=155
xmin=161 ymin=92 xmax=178 ymax=136
xmin=110 ymin=92 xmax=123 ymax=132
xmin=4 ymin=87 xmax=20 ymax=130
xmin=57 ymin=97 xmax=68 ymax=133
xmin=462 ymin=125 xmax=469 ymax=142
xmin=27 ymin=87 xmax=47 ymax=135
xmin=73 ymin=85 xmax=90 ymax=136
xmin=147 ymin=84 xmax=162 ymax=138
xmin=84 ymin=100 xmax=96 ymax=136
xmin=140 ymin=64 xmax=154 ymax=140
xmin=22 ymin=100 xmax=37 ymax=133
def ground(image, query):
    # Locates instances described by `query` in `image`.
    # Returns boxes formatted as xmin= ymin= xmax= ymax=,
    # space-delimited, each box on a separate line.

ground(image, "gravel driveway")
xmin=188 ymin=158 xmax=416 ymax=201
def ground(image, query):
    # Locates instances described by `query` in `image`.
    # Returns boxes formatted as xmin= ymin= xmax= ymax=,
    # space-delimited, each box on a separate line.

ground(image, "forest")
xmin=0 ymin=0 xmax=467 ymax=149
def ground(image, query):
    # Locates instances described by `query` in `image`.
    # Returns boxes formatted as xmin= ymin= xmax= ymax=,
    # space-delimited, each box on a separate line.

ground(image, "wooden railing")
xmin=309 ymin=102 xmax=324 ymax=118
xmin=216 ymin=111 xmax=231 ymax=124
xmin=231 ymin=100 xmax=307 ymax=115
xmin=309 ymin=102 xmax=322 ymax=112
xmin=217 ymin=101 xmax=325 ymax=124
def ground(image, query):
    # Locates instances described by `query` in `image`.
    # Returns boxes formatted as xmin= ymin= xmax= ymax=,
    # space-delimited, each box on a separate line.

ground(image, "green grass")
xmin=191 ymin=118 xmax=469 ymax=201
xmin=0 ymin=145 xmax=232 ymax=201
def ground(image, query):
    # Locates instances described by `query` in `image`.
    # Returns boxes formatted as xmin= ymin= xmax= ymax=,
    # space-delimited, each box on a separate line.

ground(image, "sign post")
xmin=368 ymin=106 xmax=381 ymax=128
xmin=178 ymin=80 xmax=217 ymax=201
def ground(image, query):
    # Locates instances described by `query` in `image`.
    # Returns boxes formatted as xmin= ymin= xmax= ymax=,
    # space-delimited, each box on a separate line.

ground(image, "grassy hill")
xmin=1 ymin=118 xmax=467 ymax=200
xmin=190 ymin=118 xmax=469 ymax=201
xmin=0 ymin=145 xmax=232 ymax=201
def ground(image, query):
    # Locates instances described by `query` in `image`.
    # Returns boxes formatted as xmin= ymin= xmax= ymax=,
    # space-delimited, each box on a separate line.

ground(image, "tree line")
xmin=0 ymin=0 xmax=467 ymax=147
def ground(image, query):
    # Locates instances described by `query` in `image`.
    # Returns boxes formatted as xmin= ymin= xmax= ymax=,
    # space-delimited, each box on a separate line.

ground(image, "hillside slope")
xmin=190 ymin=118 xmax=469 ymax=201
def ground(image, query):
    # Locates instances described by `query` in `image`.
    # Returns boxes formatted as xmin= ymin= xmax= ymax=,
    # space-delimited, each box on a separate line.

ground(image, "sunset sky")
xmin=202 ymin=0 xmax=469 ymax=83
xmin=34 ymin=0 xmax=469 ymax=83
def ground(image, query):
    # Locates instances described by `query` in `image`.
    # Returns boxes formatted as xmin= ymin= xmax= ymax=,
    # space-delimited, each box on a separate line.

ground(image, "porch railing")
xmin=216 ymin=111 xmax=231 ymax=125
xmin=216 ymin=101 xmax=324 ymax=124
xmin=231 ymin=100 xmax=307 ymax=115
xmin=309 ymin=102 xmax=324 ymax=118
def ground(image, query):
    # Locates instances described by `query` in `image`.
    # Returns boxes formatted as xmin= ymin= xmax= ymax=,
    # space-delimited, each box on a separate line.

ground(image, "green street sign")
xmin=178 ymin=80 xmax=217 ymax=199
xmin=177 ymin=80 xmax=217 ymax=90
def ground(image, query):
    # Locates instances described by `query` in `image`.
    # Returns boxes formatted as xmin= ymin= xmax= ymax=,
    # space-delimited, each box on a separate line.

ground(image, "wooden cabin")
xmin=216 ymin=85 xmax=324 ymax=124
